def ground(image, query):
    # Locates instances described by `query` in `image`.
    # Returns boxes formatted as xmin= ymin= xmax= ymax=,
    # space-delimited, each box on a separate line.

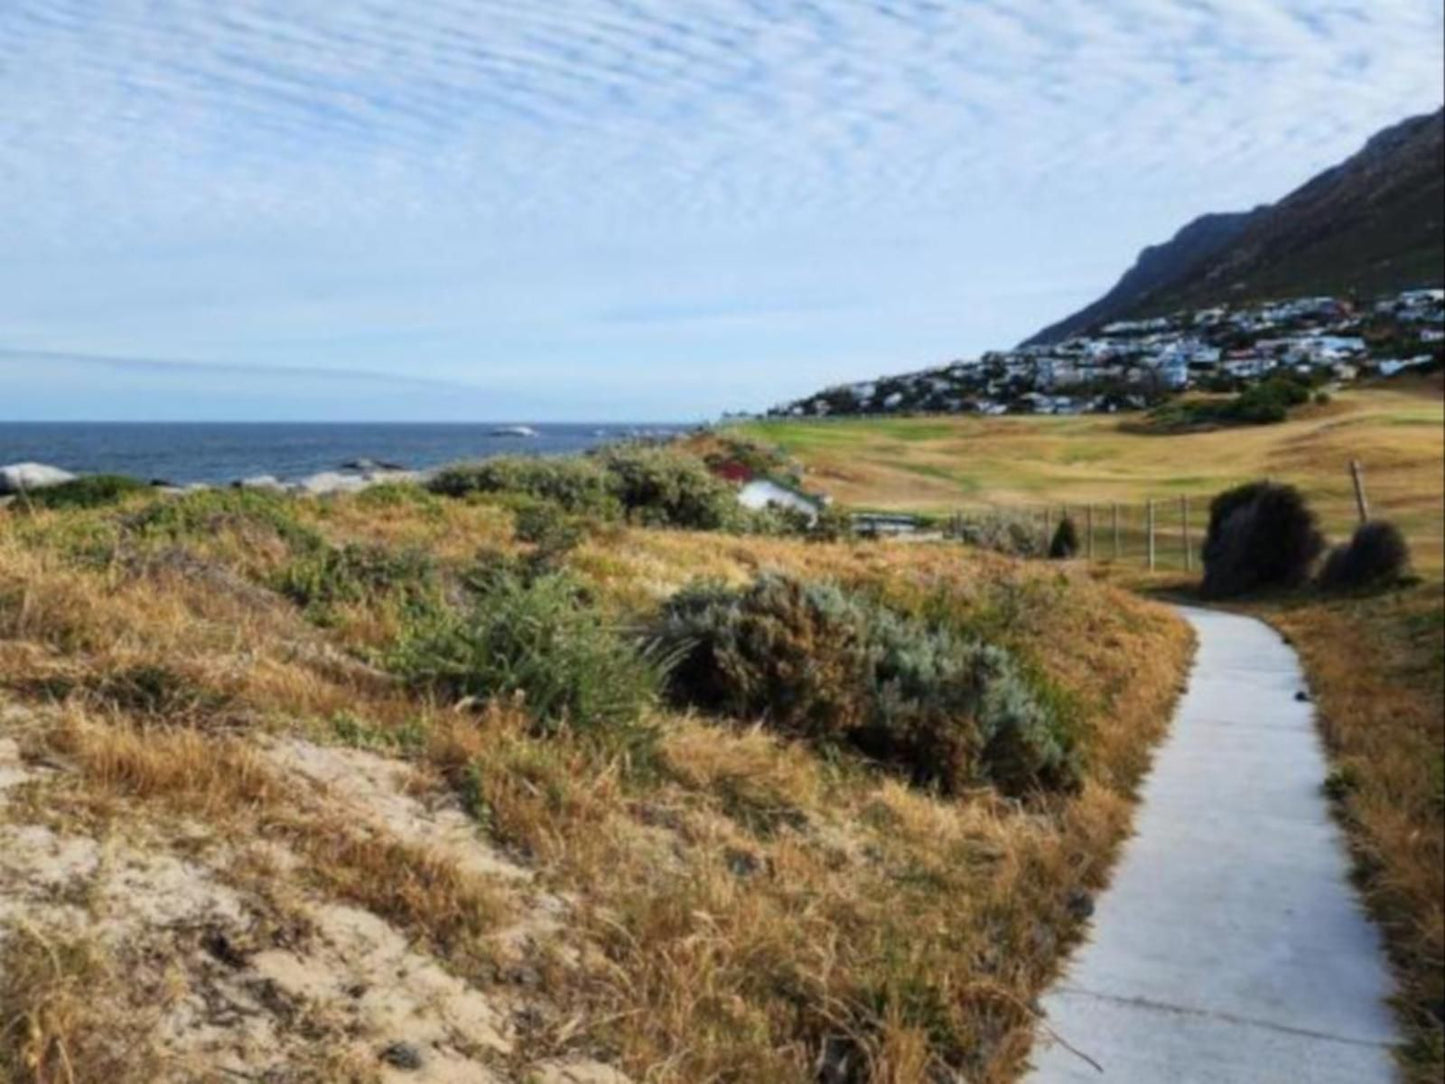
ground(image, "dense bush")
xmin=1201 ymin=482 xmax=1323 ymax=598
xmin=1318 ymin=521 xmax=1411 ymax=591
xmin=19 ymin=474 xmax=148 ymax=511
xmin=1048 ymin=516 xmax=1080 ymax=559
xmin=950 ymin=510 xmax=1043 ymax=558
xmin=429 ymin=448 xmax=739 ymax=530
xmin=427 ymin=456 xmax=618 ymax=515
xmin=1138 ymin=374 xmax=1314 ymax=432
xmin=593 ymin=446 xmax=739 ymax=529
xmin=1229 ymin=375 xmax=1312 ymax=424
xmin=391 ymin=570 xmax=661 ymax=743
xmin=651 ymin=573 xmax=1079 ymax=796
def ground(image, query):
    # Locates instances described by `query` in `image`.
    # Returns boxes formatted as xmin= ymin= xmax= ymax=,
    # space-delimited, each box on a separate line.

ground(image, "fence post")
xmin=1146 ymin=499 xmax=1156 ymax=571
xmin=1086 ymin=504 xmax=1095 ymax=560
xmin=1350 ymin=459 xmax=1370 ymax=523
xmin=1181 ymin=495 xmax=1192 ymax=571
xmin=1112 ymin=503 xmax=1120 ymax=559
xmin=1043 ymin=505 xmax=1052 ymax=550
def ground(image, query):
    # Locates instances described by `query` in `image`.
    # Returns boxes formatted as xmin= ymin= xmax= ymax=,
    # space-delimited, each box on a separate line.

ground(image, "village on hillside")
xmin=769 ymin=287 xmax=1445 ymax=418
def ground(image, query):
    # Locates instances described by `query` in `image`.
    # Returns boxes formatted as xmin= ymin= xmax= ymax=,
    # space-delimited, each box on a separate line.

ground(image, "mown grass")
xmin=0 ymin=482 xmax=1193 ymax=1081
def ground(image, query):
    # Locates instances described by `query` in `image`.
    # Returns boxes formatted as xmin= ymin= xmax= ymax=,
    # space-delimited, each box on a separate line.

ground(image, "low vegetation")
xmin=428 ymin=446 xmax=741 ymax=531
xmin=1246 ymin=585 xmax=1444 ymax=1082
xmin=652 ymin=573 xmax=1080 ymax=797
xmin=1131 ymin=373 xmax=1317 ymax=432
xmin=11 ymin=473 xmax=150 ymax=511
xmin=946 ymin=509 xmax=1044 ymax=558
xmin=0 ymin=471 xmax=1192 ymax=1081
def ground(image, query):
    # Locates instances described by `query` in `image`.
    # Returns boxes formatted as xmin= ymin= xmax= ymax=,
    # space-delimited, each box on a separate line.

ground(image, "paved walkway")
xmin=1027 ymin=606 xmax=1399 ymax=1083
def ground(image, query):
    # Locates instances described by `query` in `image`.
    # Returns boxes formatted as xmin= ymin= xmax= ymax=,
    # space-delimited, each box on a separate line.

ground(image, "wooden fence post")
xmin=1181 ymin=495 xmax=1192 ymax=571
xmin=1043 ymin=505 xmax=1052 ymax=550
xmin=1146 ymin=499 xmax=1156 ymax=571
xmin=1350 ymin=460 xmax=1370 ymax=523
xmin=1086 ymin=504 xmax=1095 ymax=560
xmin=1112 ymin=503 xmax=1120 ymax=560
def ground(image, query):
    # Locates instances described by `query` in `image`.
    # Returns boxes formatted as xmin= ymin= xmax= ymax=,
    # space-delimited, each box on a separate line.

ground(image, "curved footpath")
xmin=1027 ymin=606 xmax=1399 ymax=1083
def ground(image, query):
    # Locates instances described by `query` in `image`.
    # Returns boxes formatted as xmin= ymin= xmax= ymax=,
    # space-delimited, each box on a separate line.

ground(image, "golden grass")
xmin=1255 ymin=583 xmax=1445 ymax=1080
xmin=730 ymin=385 xmax=1445 ymax=575
xmin=0 ymin=487 xmax=1193 ymax=1080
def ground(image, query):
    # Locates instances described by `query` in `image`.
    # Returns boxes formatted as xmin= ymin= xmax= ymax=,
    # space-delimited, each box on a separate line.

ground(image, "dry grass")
xmin=0 ymin=486 xmax=1193 ymax=1081
xmin=1255 ymin=583 xmax=1445 ymax=1081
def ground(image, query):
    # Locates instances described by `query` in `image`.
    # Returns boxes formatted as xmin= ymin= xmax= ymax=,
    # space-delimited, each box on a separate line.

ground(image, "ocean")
xmin=0 ymin=422 xmax=689 ymax=486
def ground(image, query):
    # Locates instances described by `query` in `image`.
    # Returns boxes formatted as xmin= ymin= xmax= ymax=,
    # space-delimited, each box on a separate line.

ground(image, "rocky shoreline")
xmin=0 ymin=457 xmax=431 ymax=504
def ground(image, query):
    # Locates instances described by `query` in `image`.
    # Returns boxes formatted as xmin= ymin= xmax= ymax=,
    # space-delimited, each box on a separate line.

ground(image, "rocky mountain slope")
xmin=1026 ymin=107 xmax=1445 ymax=345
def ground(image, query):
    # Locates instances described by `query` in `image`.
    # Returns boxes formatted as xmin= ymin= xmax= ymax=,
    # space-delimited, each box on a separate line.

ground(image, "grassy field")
xmin=732 ymin=383 xmax=1445 ymax=575
xmin=0 ymin=483 xmax=1192 ymax=1082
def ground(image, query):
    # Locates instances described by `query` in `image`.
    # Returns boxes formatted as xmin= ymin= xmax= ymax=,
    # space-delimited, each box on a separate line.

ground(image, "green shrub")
xmin=1137 ymin=374 xmax=1314 ymax=432
xmin=429 ymin=448 xmax=740 ymax=532
xmin=428 ymin=456 xmax=617 ymax=515
xmin=739 ymin=503 xmax=817 ymax=537
xmin=352 ymin=482 xmax=443 ymax=515
xmin=122 ymin=488 xmax=324 ymax=554
xmin=1318 ymin=521 xmax=1411 ymax=591
xmin=275 ymin=542 xmax=440 ymax=617
xmin=512 ymin=497 xmax=584 ymax=548
xmin=651 ymin=573 xmax=1079 ymax=796
xmin=950 ymin=511 xmax=1042 ymax=558
xmin=1201 ymin=482 xmax=1323 ymax=598
xmin=390 ymin=571 xmax=661 ymax=745
xmin=1048 ymin=516 xmax=1080 ymax=559
xmin=808 ymin=503 xmax=854 ymax=543
xmin=594 ymin=446 xmax=739 ymax=530
xmin=20 ymin=475 xmax=148 ymax=511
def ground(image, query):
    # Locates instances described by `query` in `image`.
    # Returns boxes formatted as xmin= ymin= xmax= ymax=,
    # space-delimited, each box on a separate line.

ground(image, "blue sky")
xmin=2 ymin=1 xmax=1442 ymax=421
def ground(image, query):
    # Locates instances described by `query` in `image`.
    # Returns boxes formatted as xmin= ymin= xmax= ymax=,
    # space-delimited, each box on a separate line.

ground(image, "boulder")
xmin=341 ymin=457 xmax=407 ymax=473
xmin=235 ymin=475 xmax=286 ymax=492
xmin=0 ymin=462 xmax=77 ymax=494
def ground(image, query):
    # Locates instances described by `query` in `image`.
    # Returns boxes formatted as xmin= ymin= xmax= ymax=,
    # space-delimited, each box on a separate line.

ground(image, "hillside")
xmin=0 ymin=468 xmax=1192 ymax=1081
xmin=1027 ymin=107 xmax=1445 ymax=344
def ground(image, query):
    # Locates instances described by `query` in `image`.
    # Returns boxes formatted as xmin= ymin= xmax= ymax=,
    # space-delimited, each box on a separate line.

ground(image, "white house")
xmin=738 ymin=479 xmax=824 ymax=522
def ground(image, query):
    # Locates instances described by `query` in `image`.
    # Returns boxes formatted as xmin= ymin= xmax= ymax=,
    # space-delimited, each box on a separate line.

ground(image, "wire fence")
xmin=939 ymin=462 xmax=1397 ymax=573
xmin=943 ymin=496 xmax=1210 ymax=572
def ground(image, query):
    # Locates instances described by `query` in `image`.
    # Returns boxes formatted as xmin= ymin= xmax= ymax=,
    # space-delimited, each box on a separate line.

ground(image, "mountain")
xmin=1024 ymin=107 xmax=1445 ymax=345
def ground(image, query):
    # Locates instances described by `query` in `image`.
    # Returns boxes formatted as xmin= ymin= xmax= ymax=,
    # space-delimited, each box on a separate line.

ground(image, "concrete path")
xmin=1027 ymin=606 xmax=1399 ymax=1083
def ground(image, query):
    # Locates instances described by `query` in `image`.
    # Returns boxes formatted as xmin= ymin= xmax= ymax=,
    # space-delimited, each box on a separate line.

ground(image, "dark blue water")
xmin=0 ymin=423 xmax=688 ymax=485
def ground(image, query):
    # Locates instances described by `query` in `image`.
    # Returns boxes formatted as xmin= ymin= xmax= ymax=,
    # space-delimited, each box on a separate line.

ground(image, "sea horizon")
xmin=0 ymin=420 xmax=694 ymax=486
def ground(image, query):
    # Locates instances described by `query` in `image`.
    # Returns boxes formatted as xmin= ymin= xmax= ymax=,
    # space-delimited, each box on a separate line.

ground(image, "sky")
xmin=2 ymin=1 xmax=1442 ymax=422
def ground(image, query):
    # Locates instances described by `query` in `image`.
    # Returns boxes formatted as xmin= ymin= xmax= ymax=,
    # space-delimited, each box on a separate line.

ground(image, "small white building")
xmin=738 ymin=479 xmax=825 ymax=522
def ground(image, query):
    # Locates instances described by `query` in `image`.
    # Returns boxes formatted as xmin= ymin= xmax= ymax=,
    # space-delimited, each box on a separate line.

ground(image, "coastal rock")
xmin=0 ymin=462 xmax=77 ymax=494
xmin=294 ymin=471 xmax=368 ymax=496
xmin=236 ymin=475 xmax=286 ymax=492
xmin=341 ymin=457 xmax=407 ymax=473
